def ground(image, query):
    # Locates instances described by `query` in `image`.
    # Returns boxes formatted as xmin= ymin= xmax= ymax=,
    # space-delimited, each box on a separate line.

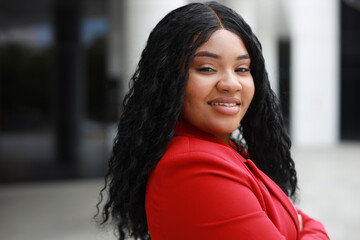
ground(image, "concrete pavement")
xmin=0 ymin=143 xmax=359 ymax=240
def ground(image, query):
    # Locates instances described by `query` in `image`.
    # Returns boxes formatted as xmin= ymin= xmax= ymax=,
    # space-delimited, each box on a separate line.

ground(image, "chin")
xmin=212 ymin=125 xmax=239 ymax=135
xmin=216 ymin=120 xmax=240 ymax=131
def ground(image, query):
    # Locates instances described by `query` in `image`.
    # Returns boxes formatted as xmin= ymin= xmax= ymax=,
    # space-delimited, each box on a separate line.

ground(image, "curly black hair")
xmin=96 ymin=2 xmax=297 ymax=239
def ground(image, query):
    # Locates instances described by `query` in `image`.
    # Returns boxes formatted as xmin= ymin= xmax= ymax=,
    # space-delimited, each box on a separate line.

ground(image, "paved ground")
xmin=293 ymin=142 xmax=360 ymax=240
xmin=0 ymin=142 xmax=359 ymax=240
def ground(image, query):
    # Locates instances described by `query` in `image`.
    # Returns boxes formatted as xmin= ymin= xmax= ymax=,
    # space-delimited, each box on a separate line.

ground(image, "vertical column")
xmin=290 ymin=0 xmax=339 ymax=146
xmin=106 ymin=0 xmax=126 ymax=121
xmin=256 ymin=0 xmax=280 ymax=94
xmin=53 ymin=0 xmax=84 ymax=166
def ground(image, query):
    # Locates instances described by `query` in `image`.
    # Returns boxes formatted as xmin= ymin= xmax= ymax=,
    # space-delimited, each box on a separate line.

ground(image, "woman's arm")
xmin=296 ymin=208 xmax=329 ymax=240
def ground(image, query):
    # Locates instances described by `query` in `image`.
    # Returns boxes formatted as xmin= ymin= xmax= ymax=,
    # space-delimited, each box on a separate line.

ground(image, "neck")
xmin=214 ymin=133 xmax=231 ymax=145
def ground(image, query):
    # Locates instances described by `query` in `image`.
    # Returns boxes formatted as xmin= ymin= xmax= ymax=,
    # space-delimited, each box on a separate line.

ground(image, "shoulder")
xmin=145 ymin=135 xmax=271 ymax=238
xmin=146 ymin=135 xmax=255 ymax=203
xmin=150 ymin=135 xmax=251 ymax=187
xmin=163 ymin=135 xmax=241 ymax=163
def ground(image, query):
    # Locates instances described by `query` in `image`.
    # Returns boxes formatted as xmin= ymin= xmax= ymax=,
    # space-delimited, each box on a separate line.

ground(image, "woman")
xmin=97 ymin=2 xmax=329 ymax=239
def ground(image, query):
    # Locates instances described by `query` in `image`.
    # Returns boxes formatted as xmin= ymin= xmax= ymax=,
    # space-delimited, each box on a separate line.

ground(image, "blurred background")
xmin=0 ymin=0 xmax=359 ymax=239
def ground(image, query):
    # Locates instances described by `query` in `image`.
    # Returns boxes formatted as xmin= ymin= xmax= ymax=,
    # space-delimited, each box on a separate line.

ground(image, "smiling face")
xmin=180 ymin=29 xmax=255 ymax=144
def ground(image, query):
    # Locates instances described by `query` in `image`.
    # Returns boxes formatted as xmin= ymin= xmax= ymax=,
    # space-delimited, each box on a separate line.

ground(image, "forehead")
xmin=195 ymin=29 xmax=248 ymax=54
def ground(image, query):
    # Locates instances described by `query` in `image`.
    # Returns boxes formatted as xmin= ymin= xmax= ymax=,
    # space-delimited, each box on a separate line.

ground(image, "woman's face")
xmin=181 ymin=29 xmax=255 ymax=144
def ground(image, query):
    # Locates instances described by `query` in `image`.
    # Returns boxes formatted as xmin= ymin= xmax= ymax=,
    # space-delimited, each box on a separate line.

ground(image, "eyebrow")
xmin=236 ymin=54 xmax=250 ymax=60
xmin=194 ymin=51 xmax=250 ymax=60
xmin=194 ymin=51 xmax=220 ymax=59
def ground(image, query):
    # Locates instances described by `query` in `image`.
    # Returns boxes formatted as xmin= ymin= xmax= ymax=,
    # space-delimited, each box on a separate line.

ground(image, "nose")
xmin=217 ymin=70 xmax=242 ymax=92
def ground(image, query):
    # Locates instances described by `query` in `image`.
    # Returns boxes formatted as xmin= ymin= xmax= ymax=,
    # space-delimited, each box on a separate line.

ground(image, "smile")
xmin=209 ymin=103 xmax=238 ymax=107
xmin=208 ymin=101 xmax=241 ymax=115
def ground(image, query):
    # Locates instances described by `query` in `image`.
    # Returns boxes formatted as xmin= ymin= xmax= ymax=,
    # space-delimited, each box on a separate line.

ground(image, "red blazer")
xmin=145 ymin=120 xmax=329 ymax=239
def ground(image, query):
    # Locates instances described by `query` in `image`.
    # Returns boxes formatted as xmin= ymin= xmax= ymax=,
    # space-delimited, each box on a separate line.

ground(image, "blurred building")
xmin=0 ymin=0 xmax=359 ymax=182
xmin=110 ymin=0 xmax=360 ymax=146
xmin=0 ymin=0 xmax=110 ymax=182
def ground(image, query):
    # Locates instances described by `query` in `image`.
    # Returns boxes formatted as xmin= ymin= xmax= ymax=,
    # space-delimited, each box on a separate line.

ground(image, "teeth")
xmin=210 ymin=103 xmax=237 ymax=106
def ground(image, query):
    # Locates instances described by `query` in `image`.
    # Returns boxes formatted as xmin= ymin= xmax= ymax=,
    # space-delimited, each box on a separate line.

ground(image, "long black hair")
xmin=96 ymin=2 xmax=297 ymax=239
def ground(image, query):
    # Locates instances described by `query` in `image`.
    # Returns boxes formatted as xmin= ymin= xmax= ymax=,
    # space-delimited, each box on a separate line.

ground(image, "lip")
xmin=207 ymin=97 xmax=241 ymax=115
xmin=207 ymin=97 xmax=241 ymax=105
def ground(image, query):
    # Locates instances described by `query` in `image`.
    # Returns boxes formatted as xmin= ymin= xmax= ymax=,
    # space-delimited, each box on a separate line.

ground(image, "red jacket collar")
xmin=174 ymin=119 xmax=250 ymax=158
xmin=174 ymin=119 xmax=234 ymax=148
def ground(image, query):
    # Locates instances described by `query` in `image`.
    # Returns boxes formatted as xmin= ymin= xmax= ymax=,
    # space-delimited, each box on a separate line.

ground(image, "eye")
xmin=196 ymin=67 xmax=216 ymax=72
xmin=235 ymin=67 xmax=251 ymax=73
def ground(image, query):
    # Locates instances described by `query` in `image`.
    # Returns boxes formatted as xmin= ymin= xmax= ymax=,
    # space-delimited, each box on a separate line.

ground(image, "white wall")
xmin=289 ymin=0 xmax=340 ymax=147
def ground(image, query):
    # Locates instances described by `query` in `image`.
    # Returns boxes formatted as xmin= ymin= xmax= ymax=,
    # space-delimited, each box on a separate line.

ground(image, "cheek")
xmin=249 ymin=82 xmax=255 ymax=101
xmin=181 ymin=87 xmax=196 ymax=116
xmin=183 ymin=83 xmax=202 ymax=105
xmin=244 ymin=78 xmax=255 ymax=103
